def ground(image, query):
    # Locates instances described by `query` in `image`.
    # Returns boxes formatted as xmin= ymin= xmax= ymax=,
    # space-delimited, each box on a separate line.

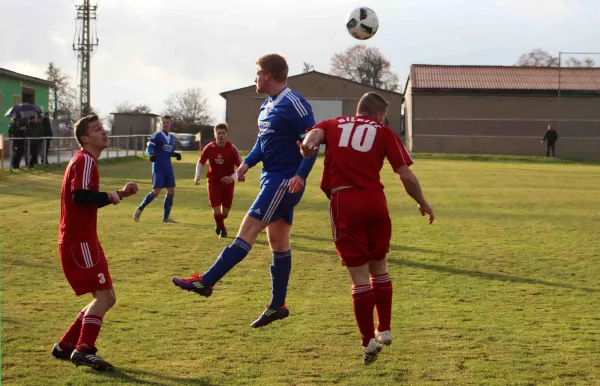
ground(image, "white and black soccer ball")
xmin=345 ymin=7 xmax=379 ymax=40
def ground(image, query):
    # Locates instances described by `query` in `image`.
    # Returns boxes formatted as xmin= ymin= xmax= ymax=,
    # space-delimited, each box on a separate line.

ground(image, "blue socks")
xmin=138 ymin=192 xmax=156 ymax=211
xmin=163 ymin=194 xmax=174 ymax=220
xmin=269 ymin=250 xmax=292 ymax=309
xmin=202 ymin=238 xmax=252 ymax=286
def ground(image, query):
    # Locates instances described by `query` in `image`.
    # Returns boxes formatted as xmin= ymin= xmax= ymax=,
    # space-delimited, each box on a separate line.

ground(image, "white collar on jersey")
xmin=266 ymin=87 xmax=291 ymax=109
xmin=159 ymin=130 xmax=171 ymax=142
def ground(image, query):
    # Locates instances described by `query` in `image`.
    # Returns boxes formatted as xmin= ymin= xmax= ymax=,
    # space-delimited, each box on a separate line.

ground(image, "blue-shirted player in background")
xmin=172 ymin=54 xmax=319 ymax=328
xmin=134 ymin=115 xmax=181 ymax=223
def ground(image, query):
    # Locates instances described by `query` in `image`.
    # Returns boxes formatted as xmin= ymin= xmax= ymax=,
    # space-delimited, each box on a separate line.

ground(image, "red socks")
xmin=58 ymin=310 xmax=85 ymax=350
xmin=371 ymin=273 xmax=392 ymax=332
xmin=351 ymin=285 xmax=376 ymax=346
xmin=76 ymin=315 xmax=103 ymax=352
xmin=214 ymin=213 xmax=226 ymax=233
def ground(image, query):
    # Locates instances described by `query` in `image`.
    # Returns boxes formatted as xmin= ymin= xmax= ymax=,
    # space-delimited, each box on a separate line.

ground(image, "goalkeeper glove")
xmin=175 ymin=152 xmax=182 ymax=161
xmin=149 ymin=154 xmax=156 ymax=162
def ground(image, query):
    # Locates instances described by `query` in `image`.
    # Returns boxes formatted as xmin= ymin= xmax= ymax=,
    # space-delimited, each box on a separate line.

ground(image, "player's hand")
xmin=193 ymin=177 xmax=200 ymax=185
xmin=236 ymin=163 xmax=249 ymax=183
xmin=120 ymin=182 xmax=139 ymax=198
xmin=288 ymin=175 xmax=305 ymax=193
xmin=149 ymin=154 xmax=156 ymax=162
xmin=419 ymin=203 xmax=435 ymax=224
xmin=297 ymin=141 xmax=319 ymax=158
xmin=221 ymin=176 xmax=234 ymax=184
xmin=175 ymin=152 xmax=182 ymax=161
xmin=107 ymin=191 xmax=121 ymax=205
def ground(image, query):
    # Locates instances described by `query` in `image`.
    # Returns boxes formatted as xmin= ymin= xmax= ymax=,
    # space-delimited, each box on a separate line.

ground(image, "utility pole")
xmin=73 ymin=0 xmax=98 ymax=117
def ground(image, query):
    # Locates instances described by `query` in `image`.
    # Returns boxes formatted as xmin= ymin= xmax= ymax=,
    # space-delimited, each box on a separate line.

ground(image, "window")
xmin=21 ymin=87 xmax=35 ymax=104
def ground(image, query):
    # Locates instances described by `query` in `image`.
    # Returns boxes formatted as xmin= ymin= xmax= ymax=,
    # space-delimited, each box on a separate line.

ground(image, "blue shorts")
xmin=152 ymin=171 xmax=176 ymax=189
xmin=248 ymin=178 xmax=304 ymax=224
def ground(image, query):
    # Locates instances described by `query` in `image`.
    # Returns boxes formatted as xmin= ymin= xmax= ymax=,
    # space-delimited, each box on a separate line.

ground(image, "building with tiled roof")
xmin=404 ymin=65 xmax=600 ymax=159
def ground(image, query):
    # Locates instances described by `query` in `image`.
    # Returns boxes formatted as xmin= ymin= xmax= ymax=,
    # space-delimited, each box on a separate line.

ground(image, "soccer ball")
xmin=345 ymin=7 xmax=379 ymax=40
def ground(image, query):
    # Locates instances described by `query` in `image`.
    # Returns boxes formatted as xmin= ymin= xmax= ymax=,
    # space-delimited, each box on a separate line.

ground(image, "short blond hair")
xmin=357 ymin=92 xmax=389 ymax=116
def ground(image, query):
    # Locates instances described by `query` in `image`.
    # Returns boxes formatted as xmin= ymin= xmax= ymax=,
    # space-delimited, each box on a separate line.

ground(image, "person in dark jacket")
xmin=26 ymin=116 xmax=42 ymax=167
xmin=541 ymin=124 xmax=559 ymax=157
xmin=8 ymin=113 xmax=27 ymax=169
xmin=42 ymin=112 xmax=53 ymax=164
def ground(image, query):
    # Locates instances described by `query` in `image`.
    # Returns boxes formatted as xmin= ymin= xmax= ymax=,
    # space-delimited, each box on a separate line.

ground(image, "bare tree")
xmin=302 ymin=62 xmax=315 ymax=73
xmin=114 ymin=101 xmax=152 ymax=114
xmin=517 ymin=49 xmax=596 ymax=67
xmin=516 ymin=49 xmax=559 ymax=67
xmin=331 ymin=45 xmax=399 ymax=91
xmin=564 ymin=57 xmax=596 ymax=68
xmin=46 ymin=62 xmax=77 ymax=136
xmin=163 ymin=88 xmax=213 ymax=124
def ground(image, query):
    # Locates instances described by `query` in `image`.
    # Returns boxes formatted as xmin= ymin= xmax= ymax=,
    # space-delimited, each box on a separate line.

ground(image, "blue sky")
xmin=1 ymin=0 xmax=598 ymax=122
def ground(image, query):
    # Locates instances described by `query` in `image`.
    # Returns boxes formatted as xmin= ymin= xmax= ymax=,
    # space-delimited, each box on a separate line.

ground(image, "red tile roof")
xmin=410 ymin=65 xmax=600 ymax=91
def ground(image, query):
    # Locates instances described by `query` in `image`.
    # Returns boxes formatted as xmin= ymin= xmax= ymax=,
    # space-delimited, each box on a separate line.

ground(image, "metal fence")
xmin=5 ymin=134 xmax=151 ymax=172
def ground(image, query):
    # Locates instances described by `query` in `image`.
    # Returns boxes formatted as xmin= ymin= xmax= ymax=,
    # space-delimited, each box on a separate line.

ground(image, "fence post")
xmin=71 ymin=138 xmax=75 ymax=158
xmin=57 ymin=138 xmax=61 ymax=163
xmin=116 ymin=137 xmax=119 ymax=159
xmin=134 ymin=136 xmax=138 ymax=157
xmin=126 ymin=136 xmax=129 ymax=157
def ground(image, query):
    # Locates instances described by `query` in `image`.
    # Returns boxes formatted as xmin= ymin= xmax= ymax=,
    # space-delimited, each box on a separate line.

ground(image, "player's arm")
xmin=195 ymin=160 xmax=205 ymax=180
xmin=294 ymin=113 xmax=319 ymax=180
xmin=147 ymin=135 xmax=157 ymax=162
xmin=195 ymin=145 xmax=211 ymax=182
xmin=171 ymin=143 xmax=182 ymax=161
xmin=299 ymin=128 xmax=324 ymax=158
xmin=72 ymin=190 xmax=120 ymax=208
xmin=385 ymin=129 xmax=434 ymax=224
xmin=242 ymin=137 xmax=262 ymax=169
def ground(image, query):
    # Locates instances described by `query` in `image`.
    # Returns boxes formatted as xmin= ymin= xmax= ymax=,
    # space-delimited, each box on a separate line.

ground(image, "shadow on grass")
xmin=94 ymin=367 xmax=215 ymax=385
xmin=389 ymin=245 xmax=599 ymax=293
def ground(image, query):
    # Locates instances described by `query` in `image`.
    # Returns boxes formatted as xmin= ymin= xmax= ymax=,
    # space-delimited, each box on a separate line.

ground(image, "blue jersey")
xmin=244 ymin=87 xmax=316 ymax=181
xmin=147 ymin=130 xmax=175 ymax=173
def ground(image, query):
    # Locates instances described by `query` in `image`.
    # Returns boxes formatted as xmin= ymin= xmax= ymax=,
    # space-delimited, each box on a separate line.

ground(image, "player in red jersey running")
xmin=51 ymin=115 xmax=138 ymax=371
xmin=298 ymin=92 xmax=435 ymax=365
xmin=194 ymin=123 xmax=243 ymax=238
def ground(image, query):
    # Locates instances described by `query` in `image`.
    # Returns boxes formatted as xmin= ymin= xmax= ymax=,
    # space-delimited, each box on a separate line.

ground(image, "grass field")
xmin=2 ymin=153 xmax=600 ymax=385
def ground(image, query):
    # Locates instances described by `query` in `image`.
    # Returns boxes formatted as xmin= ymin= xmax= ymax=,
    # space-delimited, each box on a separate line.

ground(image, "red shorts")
xmin=329 ymin=188 xmax=391 ymax=267
xmin=59 ymin=242 xmax=113 ymax=296
xmin=207 ymin=180 xmax=235 ymax=208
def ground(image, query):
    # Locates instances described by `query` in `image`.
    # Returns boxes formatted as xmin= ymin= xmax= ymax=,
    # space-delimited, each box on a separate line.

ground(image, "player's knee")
xmin=106 ymin=292 xmax=117 ymax=309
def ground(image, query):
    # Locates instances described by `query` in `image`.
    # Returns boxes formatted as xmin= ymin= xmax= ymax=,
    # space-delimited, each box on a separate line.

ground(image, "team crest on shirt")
xmin=215 ymin=153 xmax=224 ymax=164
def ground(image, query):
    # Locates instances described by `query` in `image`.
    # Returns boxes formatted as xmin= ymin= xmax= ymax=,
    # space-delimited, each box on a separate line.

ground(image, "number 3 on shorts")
xmin=98 ymin=273 xmax=106 ymax=284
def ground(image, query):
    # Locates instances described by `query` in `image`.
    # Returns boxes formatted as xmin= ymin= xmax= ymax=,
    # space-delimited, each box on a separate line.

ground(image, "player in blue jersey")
xmin=133 ymin=115 xmax=182 ymax=223
xmin=172 ymin=54 xmax=319 ymax=327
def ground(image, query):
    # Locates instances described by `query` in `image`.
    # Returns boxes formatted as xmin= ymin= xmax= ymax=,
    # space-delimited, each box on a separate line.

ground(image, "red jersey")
xmin=313 ymin=116 xmax=413 ymax=198
xmin=199 ymin=141 xmax=242 ymax=181
xmin=59 ymin=150 xmax=100 ymax=243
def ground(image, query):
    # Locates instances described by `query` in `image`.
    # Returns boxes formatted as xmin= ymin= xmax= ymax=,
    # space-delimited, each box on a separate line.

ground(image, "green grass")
xmin=2 ymin=152 xmax=600 ymax=385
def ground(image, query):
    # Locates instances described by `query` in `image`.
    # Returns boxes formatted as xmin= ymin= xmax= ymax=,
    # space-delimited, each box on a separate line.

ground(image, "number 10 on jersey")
xmin=338 ymin=123 xmax=377 ymax=152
